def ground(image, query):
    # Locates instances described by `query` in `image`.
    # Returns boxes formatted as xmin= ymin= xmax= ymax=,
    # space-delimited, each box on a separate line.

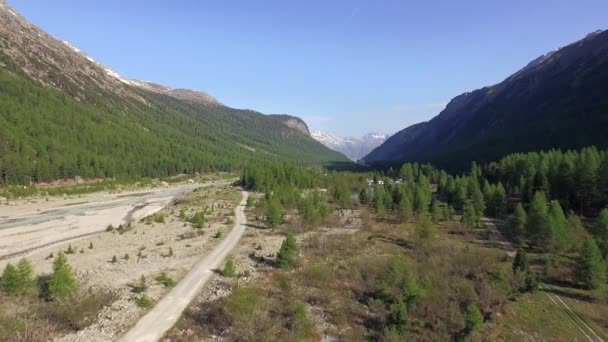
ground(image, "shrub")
xmin=45 ymin=290 xmax=117 ymax=331
xmin=465 ymin=304 xmax=483 ymax=333
xmin=155 ymin=272 xmax=176 ymax=287
xmin=106 ymin=224 xmax=114 ymax=232
xmin=191 ymin=211 xmax=205 ymax=228
xmin=65 ymin=244 xmax=75 ymax=254
xmin=136 ymin=293 xmax=153 ymax=309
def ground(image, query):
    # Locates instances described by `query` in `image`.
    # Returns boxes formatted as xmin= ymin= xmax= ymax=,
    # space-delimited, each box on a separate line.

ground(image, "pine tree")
xmin=0 ymin=263 xmax=19 ymax=296
xmin=15 ymin=258 xmax=36 ymax=296
xmin=510 ymin=203 xmax=527 ymax=243
xmin=266 ymin=198 xmax=282 ymax=228
xmin=576 ymin=237 xmax=606 ymax=290
xmin=592 ymin=208 xmax=608 ymax=257
xmin=548 ymin=200 xmax=570 ymax=252
xmin=414 ymin=175 xmax=431 ymax=213
xmin=276 ymin=233 xmax=299 ymax=268
xmin=224 ymin=256 xmax=237 ymax=278
xmin=461 ymin=202 xmax=478 ymax=228
xmin=512 ymin=248 xmax=530 ymax=274
xmin=415 ymin=214 xmax=433 ymax=240
xmin=397 ymin=195 xmax=413 ymax=223
xmin=430 ymin=200 xmax=442 ymax=223
xmin=526 ymin=192 xmax=550 ymax=248
xmin=48 ymin=253 xmax=77 ymax=299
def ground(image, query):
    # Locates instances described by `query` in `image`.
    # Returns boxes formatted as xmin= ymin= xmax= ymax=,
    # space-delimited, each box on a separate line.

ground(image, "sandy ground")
xmin=0 ymin=181 xmax=230 ymax=264
xmin=0 ymin=181 xmax=242 ymax=341
xmin=119 ymin=191 xmax=248 ymax=342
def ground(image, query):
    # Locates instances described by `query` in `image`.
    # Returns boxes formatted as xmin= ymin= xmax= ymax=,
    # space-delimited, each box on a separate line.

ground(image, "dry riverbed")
xmin=0 ymin=183 xmax=242 ymax=342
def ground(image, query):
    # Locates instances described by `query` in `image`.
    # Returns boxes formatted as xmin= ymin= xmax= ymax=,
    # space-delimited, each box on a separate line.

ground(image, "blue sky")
xmin=11 ymin=0 xmax=608 ymax=137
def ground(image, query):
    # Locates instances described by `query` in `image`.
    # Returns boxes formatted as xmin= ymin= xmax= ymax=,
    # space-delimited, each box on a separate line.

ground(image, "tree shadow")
xmin=540 ymin=285 xmax=597 ymax=303
xmin=368 ymin=234 xmax=413 ymax=250
xmin=248 ymin=252 xmax=276 ymax=267
xmin=244 ymin=223 xmax=267 ymax=230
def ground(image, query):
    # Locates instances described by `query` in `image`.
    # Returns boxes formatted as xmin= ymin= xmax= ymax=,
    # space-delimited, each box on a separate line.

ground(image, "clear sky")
xmin=11 ymin=0 xmax=608 ymax=137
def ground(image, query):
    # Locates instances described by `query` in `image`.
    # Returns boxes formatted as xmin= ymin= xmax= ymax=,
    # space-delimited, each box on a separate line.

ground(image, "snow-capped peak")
xmin=312 ymin=130 xmax=391 ymax=161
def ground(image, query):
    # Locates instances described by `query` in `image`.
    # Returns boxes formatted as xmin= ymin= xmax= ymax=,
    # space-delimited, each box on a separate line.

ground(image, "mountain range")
xmin=364 ymin=29 xmax=608 ymax=170
xmin=311 ymin=131 xmax=390 ymax=161
xmin=0 ymin=1 xmax=347 ymax=184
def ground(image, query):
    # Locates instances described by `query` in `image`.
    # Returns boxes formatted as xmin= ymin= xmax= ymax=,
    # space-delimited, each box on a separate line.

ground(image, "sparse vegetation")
xmin=155 ymin=272 xmax=176 ymax=288
xmin=223 ymin=257 xmax=237 ymax=278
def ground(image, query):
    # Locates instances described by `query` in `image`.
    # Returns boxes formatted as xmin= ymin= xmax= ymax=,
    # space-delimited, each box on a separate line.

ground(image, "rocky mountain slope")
xmin=0 ymin=1 xmax=347 ymax=184
xmin=312 ymin=131 xmax=390 ymax=161
xmin=364 ymin=29 xmax=608 ymax=170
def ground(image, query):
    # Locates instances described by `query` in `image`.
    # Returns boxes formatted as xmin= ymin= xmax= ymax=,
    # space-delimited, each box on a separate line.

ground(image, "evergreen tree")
xmin=397 ymin=195 xmax=413 ymax=223
xmin=374 ymin=185 xmax=387 ymax=213
xmin=592 ymin=208 xmax=608 ymax=257
xmin=430 ymin=199 xmax=442 ymax=223
xmin=548 ymin=200 xmax=570 ymax=252
xmin=276 ymin=233 xmax=299 ymax=268
xmin=576 ymin=237 xmax=606 ymax=290
xmin=510 ymin=203 xmax=527 ymax=243
xmin=415 ymin=214 xmax=433 ymax=241
xmin=512 ymin=248 xmax=530 ymax=274
xmin=224 ymin=256 xmax=237 ymax=278
xmin=15 ymin=258 xmax=36 ymax=296
xmin=414 ymin=175 xmax=431 ymax=213
xmin=0 ymin=263 xmax=19 ymax=296
xmin=461 ymin=202 xmax=479 ymax=228
xmin=266 ymin=198 xmax=283 ymax=228
xmin=526 ymin=192 xmax=550 ymax=248
xmin=48 ymin=253 xmax=77 ymax=299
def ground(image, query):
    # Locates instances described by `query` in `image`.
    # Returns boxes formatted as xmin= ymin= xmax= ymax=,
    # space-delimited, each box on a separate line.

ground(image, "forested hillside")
xmin=364 ymin=30 xmax=608 ymax=170
xmin=0 ymin=3 xmax=347 ymax=185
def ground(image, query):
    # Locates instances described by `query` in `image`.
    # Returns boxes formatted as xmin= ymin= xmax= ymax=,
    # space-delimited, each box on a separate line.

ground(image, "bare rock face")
xmin=281 ymin=117 xmax=311 ymax=136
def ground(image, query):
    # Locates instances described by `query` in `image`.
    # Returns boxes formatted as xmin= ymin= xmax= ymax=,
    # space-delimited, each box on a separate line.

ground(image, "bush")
xmin=465 ymin=304 xmax=483 ymax=333
xmin=191 ymin=211 xmax=205 ymax=228
xmin=136 ymin=293 xmax=153 ymax=309
xmin=106 ymin=224 xmax=114 ymax=232
xmin=65 ymin=244 xmax=75 ymax=254
xmin=45 ymin=290 xmax=117 ymax=331
xmin=155 ymin=272 xmax=176 ymax=288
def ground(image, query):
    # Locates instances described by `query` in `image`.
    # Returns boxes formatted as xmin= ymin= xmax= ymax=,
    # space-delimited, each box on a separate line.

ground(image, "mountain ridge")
xmin=0 ymin=1 xmax=347 ymax=184
xmin=364 ymin=29 xmax=608 ymax=169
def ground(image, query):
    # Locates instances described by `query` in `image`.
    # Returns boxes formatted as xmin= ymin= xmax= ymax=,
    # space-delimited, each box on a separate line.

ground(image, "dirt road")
xmin=119 ymin=190 xmax=249 ymax=342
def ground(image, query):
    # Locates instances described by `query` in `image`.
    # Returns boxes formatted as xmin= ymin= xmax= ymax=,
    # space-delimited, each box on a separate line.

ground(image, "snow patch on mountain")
xmin=312 ymin=131 xmax=390 ymax=161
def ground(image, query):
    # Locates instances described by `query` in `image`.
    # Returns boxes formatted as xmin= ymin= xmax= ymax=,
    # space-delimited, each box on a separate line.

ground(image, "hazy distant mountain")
xmin=312 ymin=131 xmax=390 ymax=161
xmin=0 ymin=1 xmax=347 ymax=184
xmin=364 ymin=29 xmax=608 ymax=170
